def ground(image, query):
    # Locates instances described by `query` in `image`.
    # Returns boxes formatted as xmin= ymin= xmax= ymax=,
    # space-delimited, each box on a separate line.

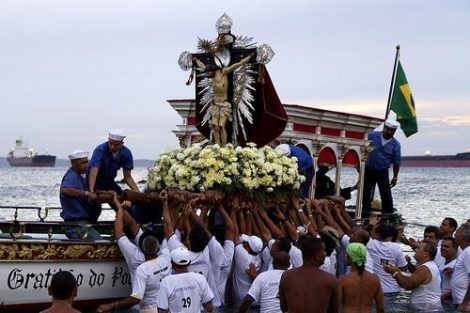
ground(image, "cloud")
xmin=421 ymin=116 xmax=470 ymax=126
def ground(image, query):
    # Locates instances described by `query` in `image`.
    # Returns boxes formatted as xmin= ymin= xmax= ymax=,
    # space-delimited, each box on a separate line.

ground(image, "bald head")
xmin=351 ymin=228 xmax=370 ymax=246
xmin=272 ymin=251 xmax=290 ymax=269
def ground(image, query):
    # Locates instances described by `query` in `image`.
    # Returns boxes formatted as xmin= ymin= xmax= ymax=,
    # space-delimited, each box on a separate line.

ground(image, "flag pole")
xmin=385 ymin=45 xmax=401 ymax=120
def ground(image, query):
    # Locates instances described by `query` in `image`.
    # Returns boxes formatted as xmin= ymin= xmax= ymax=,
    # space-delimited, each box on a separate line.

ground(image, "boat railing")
xmin=0 ymin=205 xmax=162 ymax=242
xmin=0 ymin=205 xmax=115 ymax=242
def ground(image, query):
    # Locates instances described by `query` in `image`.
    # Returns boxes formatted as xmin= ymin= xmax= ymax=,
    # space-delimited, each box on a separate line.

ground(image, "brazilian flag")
xmin=390 ymin=61 xmax=418 ymax=137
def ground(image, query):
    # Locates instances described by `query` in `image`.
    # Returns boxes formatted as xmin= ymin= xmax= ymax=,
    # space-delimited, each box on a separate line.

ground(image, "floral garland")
xmin=147 ymin=143 xmax=305 ymax=200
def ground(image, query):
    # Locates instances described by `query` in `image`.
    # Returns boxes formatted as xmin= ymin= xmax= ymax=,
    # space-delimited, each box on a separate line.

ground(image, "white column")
xmin=335 ymin=159 xmax=342 ymax=196
xmin=311 ymin=157 xmax=318 ymax=199
xmin=356 ymin=160 xmax=366 ymax=218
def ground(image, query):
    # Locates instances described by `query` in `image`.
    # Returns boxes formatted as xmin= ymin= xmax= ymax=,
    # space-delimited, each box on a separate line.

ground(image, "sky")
xmin=1 ymin=0 xmax=469 ymax=159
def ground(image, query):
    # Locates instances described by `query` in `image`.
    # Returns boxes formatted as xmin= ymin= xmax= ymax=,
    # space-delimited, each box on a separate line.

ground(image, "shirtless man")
xmin=338 ymin=243 xmax=384 ymax=313
xmin=41 ymin=271 xmax=80 ymax=313
xmin=194 ymin=52 xmax=254 ymax=146
xmin=279 ymin=236 xmax=338 ymax=313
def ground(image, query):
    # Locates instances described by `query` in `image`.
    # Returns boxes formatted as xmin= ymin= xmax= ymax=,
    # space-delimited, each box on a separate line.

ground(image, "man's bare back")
xmin=338 ymin=270 xmax=384 ymax=313
xmin=279 ymin=266 xmax=338 ymax=313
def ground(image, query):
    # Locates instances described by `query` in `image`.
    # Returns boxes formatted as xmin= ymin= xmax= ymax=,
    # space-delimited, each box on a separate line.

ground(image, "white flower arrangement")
xmin=147 ymin=143 xmax=305 ymax=198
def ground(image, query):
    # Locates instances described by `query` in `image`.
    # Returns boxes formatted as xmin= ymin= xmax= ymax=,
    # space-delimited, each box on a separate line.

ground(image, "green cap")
xmin=346 ymin=243 xmax=367 ymax=266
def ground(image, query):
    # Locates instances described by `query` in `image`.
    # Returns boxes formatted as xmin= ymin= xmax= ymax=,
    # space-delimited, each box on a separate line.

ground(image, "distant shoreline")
xmin=0 ymin=157 xmax=154 ymax=168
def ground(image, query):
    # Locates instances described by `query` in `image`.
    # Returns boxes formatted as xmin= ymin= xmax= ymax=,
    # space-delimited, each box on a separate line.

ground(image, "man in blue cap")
xmin=362 ymin=119 xmax=401 ymax=214
xmin=87 ymin=129 xmax=139 ymax=195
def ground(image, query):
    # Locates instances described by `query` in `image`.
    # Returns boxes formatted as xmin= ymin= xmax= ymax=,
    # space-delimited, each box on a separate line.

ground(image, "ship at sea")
xmin=401 ymin=151 xmax=470 ymax=167
xmin=6 ymin=139 xmax=56 ymax=167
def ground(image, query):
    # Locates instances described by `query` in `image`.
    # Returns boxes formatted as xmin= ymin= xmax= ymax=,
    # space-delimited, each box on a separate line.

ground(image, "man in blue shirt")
xmin=60 ymin=150 xmax=102 ymax=240
xmin=362 ymin=119 xmax=401 ymax=214
xmin=275 ymin=143 xmax=314 ymax=198
xmin=87 ymin=129 xmax=139 ymax=195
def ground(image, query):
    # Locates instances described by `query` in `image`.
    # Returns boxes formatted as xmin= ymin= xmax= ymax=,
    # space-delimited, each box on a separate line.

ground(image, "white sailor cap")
xmin=68 ymin=150 xmax=89 ymax=160
xmin=275 ymin=144 xmax=291 ymax=156
xmin=384 ymin=119 xmax=400 ymax=129
xmin=241 ymin=234 xmax=264 ymax=253
xmin=171 ymin=247 xmax=191 ymax=266
xmin=108 ymin=129 xmax=126 ymax=141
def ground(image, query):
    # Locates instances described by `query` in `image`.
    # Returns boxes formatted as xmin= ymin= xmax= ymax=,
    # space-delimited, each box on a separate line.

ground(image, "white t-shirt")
xmin=367 ymin=238 xmax=407 ymax=293
xmin=247 ymin=269 xmax=284 ymax=313
xmin=130 ymin=251 xmax=172 ymax=310
xmin=168 ymin=233 xmax=224 ymax=306
xmin=436 ymin=239 xmax=462 ymax=271
xmin=218 ymin=239 xmax=235 ymax=304
xmin=441 ymin=258 xmax=457 ymax=294
xmin=341 ymin=234 xmax=374 ymax=274
xmin=434 ymin=240 xmax=446 ymax=271
xmin=320 ymin=250 xmax=337 ymax=276
xmin=450 ymin=246 xmax=470 ymax=307
xmin=117 ymin=230 xmax=145 ymax=279
xmin=289 ymin=245 xmax=303 ymax=269
xmin=263 ymin=239 xmax=303 ymax=271
xmin=232 ymin=243 xmax=262 ymax=304
xmin=259 ymin=239 xmax=275 ymax=273
xmin=157 ymin=272 xmax=214 ymax=313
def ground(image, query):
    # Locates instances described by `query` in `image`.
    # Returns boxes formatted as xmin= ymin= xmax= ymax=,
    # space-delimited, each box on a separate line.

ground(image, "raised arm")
xmin=237 ymin=209 xmax=247 ymax=236
xmin=161 ymin=189 xmax=174 ymax=239
xmin=223 ymin=53 xmax=254 ymax=74
xmin=252 ymin=203 xmax=271 ymax=242
xmin=259 ymin=207 xmax=283 ymax=239
xmin=217 ymin=203 xmax=235 ymax=241
xmin=112 ymin=193 xmax=125 ymax=238
xmin=275 ymin=207 xmax=298 ymax=242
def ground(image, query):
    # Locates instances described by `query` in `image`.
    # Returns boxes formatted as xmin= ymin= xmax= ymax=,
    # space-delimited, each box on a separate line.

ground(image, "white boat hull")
xmin=0 ymin=239 xmax=131 ymax=311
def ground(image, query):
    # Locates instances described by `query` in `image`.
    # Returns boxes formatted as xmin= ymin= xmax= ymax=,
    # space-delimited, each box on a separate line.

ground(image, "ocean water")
xmin=0 ymin=166 xmax=469 ymax=312
xmin=2 ymin=166 xmax=469 ymax=228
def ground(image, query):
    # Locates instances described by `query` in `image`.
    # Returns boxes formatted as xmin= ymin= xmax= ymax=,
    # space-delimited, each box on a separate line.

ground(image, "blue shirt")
xmin=87 ymin=142 xmax=134 ymax=184
xmin=60 ymin=168 xmax=91 ymax=220
xmin=365 ymin=131 xmax=401 ymax=171
xmin=290 ymin=145 xmax=313 ymax=172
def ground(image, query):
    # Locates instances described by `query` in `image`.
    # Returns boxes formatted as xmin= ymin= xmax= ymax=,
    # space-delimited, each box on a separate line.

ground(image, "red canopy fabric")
xmin=343 ymin=150 xmax=360 ymax=167
xmin=317 ymin=147 xmax=337 ymax=166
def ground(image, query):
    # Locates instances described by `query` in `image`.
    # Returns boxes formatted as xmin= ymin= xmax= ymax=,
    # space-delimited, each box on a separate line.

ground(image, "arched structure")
xmin=167 ymin=99 xmax=382 ymax=217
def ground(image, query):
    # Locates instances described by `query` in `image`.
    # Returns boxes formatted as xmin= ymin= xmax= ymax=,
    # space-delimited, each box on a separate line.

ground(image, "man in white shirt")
xmin=384 ymin=240 xmax=442 ymax=312
xmin=114 ymin=201 xmax=146 ymax=280
xmin=368 ymin=223 xmax=408 ymax=295
xmin=238 ymin=251 xmax=290 ymax=313
xmin=435 ymin=217 xmax=458 ymax=270
xmin=212 ymin=203 xmax=236 ymax=306
xmin=97 ymin=192 xmax=172 ymax=313
xmin=440 ymin=236 xmax=458 ymax=304
xmin=158 ymin=247 xmax=214 ymax=313
xmin=164 ymin=199 xmax=225 ymax=307
xmin=232 ymin=234 xmax=264 ymax=305
xmin=450 ymin=223 xmax=470 ymax=311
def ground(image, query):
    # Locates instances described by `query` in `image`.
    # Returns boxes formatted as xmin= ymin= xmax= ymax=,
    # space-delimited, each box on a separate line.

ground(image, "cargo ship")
xmin=401 ymin=151 xmax=470 ymax=167
xmin=6 ymin=139 xmax=56 ymax=167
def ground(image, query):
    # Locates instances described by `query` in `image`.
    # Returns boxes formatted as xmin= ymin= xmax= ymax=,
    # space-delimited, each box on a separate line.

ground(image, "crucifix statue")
xmin=178 ymin=14 xmax=287 ymax=147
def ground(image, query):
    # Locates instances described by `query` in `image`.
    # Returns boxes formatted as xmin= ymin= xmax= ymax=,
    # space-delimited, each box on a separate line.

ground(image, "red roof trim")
xmin=320 ymin=127 xmax=341 ymax=137
xmin=345 ymin=130 xmax=364 ymax=140
xmin=293 ymin=123 xmax=316 ymax=133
